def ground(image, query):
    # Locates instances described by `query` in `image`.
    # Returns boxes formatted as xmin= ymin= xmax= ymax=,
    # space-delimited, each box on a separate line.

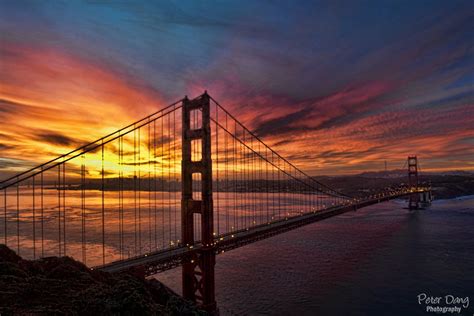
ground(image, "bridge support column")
xmin=181 ymin=92 xmax=217 ymax=313
xmin=408 ymin=156 xmax=419 ymax=210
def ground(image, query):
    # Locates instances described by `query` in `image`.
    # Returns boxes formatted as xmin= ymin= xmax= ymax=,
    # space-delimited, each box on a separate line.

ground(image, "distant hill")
xmin=315 ymin=173 xmax=474 ymax=200
xmin=356 ymin=169 xmax=474 ymax=178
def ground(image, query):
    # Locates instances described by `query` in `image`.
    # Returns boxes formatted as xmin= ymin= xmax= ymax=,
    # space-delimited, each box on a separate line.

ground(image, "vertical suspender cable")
xmin=173 ymin=106 xmax=177 ymax=245
xmin=16 ymin=176 xmax=19 ymax=255
xmin=134 ymin=128 xmax=137 ymax=255
xmin=81 ymin=155 xmax=86 ymax=263
xmin=4 ymin=189 xmax=7 ymax=246
xmin=101 ymin=141 xmax=105 ymax=265
xmin=63 ymin=162 xmax=66 ymax=255
xmin=138 ymin=127 xmax=141 ymax=254
xmin=161 ymin=118 xmax=164 ymax=249
xmin=32 ymin=176 xmax=35 ymax=259
xmin=215 ymin=103 xmax=220 ymax=236
xmin=41 ymin=169 xmax=44 ymax=257
xmin=153 ymin=120 xmax=157 ymax=249
xmin=57 ymin=167 xmax=61 ymax=256
xmin=148 ymin=121 xmax=152 ymax=252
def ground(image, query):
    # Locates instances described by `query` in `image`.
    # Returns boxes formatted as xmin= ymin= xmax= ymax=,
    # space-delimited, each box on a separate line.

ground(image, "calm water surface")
xmin=2 ymin=190 xmax=334 ymax=266
xmin=156 ymin=196 xmax=474 ymax=315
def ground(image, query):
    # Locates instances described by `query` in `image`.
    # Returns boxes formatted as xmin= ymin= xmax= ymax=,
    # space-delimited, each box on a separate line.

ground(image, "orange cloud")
xmin=0 ymin=42 xmax=169 ymax=170
xmin=1 ymin=41 xmax=473 ymax=178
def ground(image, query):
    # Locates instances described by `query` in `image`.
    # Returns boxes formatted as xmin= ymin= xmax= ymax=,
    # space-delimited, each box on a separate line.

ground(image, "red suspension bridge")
xmin=0 ymin=92 xmax=431 ymax=313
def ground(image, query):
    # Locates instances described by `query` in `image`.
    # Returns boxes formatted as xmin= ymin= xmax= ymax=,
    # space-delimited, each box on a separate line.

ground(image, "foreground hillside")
xmin=0 ymin=245 xmax=206 ymax=315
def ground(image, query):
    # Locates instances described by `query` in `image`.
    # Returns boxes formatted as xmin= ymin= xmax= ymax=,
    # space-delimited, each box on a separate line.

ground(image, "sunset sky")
xmin=0 ymin=1 xmax=473 ymax=177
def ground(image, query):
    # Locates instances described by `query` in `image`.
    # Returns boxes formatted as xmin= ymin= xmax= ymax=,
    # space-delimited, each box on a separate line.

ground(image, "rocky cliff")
xmin=0 ymin=245 xmax=206 ymax=315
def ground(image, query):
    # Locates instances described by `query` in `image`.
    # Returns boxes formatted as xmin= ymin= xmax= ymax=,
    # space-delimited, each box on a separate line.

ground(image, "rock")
xmin=0 ymin=244 xmax=22 ymax=264
xmin=0 ymin=244 xmax=208 ymax=315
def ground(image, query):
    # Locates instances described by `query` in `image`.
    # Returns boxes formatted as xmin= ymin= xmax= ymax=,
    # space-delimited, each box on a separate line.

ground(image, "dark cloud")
xmin=0 ymin=144 xmax=14 ymax=151
xmin=254 ymin=107 xmax=313 ymax=137
xmin=0 ymin=99 xmax=23 ymax=114
xmin=35 ymin=132 xmax=77 ymax=147
xmin=0 ymin=157 xmax=31 ymax=170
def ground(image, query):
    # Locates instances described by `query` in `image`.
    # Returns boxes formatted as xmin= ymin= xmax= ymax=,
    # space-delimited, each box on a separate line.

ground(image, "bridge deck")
xmin=98 ymin=190 xmax=427 ymax=276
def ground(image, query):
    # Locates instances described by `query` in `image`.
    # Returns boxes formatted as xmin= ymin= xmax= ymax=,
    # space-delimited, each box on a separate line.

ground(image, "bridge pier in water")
xmin=181 ymin=92 xmax=217 ymax=313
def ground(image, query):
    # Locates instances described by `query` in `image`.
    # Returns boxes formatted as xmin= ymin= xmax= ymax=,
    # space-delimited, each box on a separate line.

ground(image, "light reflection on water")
xmin=1 ymin=189 xmax=334 ymax=266
xmin=156 ymin=197 xmax=474 ymax=316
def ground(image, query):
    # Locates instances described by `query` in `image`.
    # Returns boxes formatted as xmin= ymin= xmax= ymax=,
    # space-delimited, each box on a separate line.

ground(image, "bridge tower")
xmin=408 ymin=156 xmax=419 ymax=210
xmin=181 ymin=92 xmax=217 ymax=313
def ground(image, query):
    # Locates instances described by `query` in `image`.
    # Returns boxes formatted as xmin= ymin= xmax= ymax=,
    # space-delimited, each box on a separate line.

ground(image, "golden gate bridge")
xmin=0 ymin=92 xmax=431 ymax=313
